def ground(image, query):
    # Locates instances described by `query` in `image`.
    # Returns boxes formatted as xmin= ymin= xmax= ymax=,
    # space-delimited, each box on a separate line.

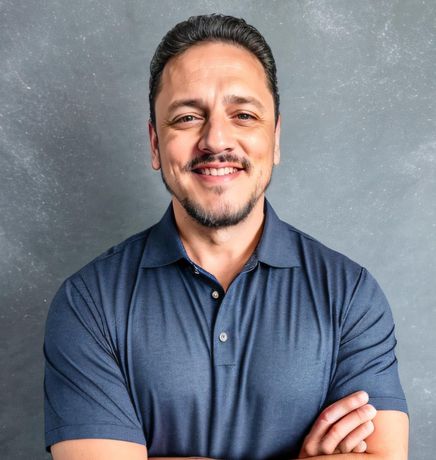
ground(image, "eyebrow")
xmin=223 ymin=95 xmax=266 ymax=112
xmin=167 ymin=95 xmax=266 ymax=114
xmin=167 ymin=99 xmax=204 ymax=114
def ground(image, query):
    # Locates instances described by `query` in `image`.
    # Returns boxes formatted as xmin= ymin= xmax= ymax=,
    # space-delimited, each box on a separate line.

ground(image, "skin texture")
xmin=50 ymin=42 xmax=409 ymax=459
xmin=51 ymin=440 xmax=147 ymax=459
xmin=150 ymin=42 xmax=281 ymax=230
xmin=298 ymin=391 xmax=376 ymax=457
xmin=296 ymin=411 xmax=409 ymax=460
xmin=148 ymin=42 xmax=281 ymax=291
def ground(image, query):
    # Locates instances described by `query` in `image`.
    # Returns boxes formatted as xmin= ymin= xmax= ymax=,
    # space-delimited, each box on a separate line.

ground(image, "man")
xmin=44 ymin=14 xmax=409 ymax=460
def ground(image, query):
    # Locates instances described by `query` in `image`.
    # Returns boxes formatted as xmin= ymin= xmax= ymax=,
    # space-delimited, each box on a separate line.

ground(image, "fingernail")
xmin=358 ymin=391 xmax=369 ymax=403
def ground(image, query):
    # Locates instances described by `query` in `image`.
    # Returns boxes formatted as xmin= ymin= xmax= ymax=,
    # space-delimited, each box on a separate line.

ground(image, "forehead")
xmin=157 ymin=42 xmax=272 ymax=104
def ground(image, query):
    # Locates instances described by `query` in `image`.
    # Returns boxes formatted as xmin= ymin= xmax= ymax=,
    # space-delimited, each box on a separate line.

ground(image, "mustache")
xmin=184 ymin=153 xmax=251 ymax=172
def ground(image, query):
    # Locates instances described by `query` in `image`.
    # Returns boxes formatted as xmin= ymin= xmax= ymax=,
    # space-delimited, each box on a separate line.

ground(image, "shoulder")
xmin=285 ymin=222 xmax=397 ymax=318
xmin=273 ymin=218 xmax=379 ymax=316
xmin=284 ymin=219 xmax=364 ymax=277
xmin=89 ymin=227 xmax=152 ymax=267
xmin=46 ymin=225 xmax=158 ymax=337
xmin=61 ymin=225 xmax=155 ymax=298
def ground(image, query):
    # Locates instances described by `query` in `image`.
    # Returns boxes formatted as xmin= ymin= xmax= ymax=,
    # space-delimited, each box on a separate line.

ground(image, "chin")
xmin=180 ymin=195 xmax=260 ymax=229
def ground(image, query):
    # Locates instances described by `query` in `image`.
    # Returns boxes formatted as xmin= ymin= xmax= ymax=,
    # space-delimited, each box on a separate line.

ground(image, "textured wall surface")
xmin=1 ymin=1 xmax=435 ymax=459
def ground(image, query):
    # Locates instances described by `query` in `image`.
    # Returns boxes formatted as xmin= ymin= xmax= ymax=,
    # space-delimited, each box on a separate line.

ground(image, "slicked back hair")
xmin=149 ymin=14 xmax=280 ymax=127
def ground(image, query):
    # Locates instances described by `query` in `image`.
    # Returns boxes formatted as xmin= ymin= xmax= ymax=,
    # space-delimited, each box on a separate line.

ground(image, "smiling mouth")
xmin=194 ymin=167 xmax=242 ymax=176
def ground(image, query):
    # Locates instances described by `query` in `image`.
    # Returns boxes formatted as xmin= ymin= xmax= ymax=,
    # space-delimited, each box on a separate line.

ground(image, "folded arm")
xmin=51 ymin=409 xmax=408 ymax=460
xmin=298 ymin=392 xmax=408 ymax=459
xmin=151 ymin=409 xmax=409 ymax=460
xmin=51 ymin=441 xmax=219 ymax=460
xmin=297 ymin=410 xmax=408 ymax=460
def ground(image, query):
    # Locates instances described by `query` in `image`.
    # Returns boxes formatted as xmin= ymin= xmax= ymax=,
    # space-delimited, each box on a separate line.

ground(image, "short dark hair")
xmin=148 ymin=14 xmax=280 ymax=126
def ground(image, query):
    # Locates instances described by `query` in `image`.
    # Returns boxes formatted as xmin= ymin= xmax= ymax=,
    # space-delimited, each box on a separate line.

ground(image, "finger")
xmin=305 ymin=391 xmax=369 ymax=443
xmin=302 ymin=402 xmax=374 ymax=457
xmin=334 ymin=440 xmax=366 ymax=454
xmin=318 ymin=406 xmax=376 ymax=455
xmin=352 ymin=440 xmax=367 ymax=453
xmin=319 ymin=404 xmax=377 ymax=454
xmin=338 ymin=423 xmax=373 ymax=453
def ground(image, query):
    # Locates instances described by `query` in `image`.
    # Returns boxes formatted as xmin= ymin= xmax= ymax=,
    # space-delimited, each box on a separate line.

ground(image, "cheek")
xmin=242 ymin=131 xmax=275 ymax=163
xmin=159 ymin=138 xmax=193 ymax=173
xmin=164 ymin=131 xmax=198 ymax=158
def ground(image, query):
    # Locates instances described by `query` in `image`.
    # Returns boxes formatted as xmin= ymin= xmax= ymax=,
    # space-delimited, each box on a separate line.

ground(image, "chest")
xmin=125 ymin=264 xmax=336 ymax=428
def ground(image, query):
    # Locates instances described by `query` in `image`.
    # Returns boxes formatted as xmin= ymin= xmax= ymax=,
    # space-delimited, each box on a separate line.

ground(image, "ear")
xmin=273 ymin=114 xmax=281 ymax=166
xmin=148 ymin=120 xmax=161 ymax=170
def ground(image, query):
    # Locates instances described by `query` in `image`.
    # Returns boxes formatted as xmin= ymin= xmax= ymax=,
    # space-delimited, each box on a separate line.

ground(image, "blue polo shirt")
xmin=44 ymin=198 xmax=407 ymax=459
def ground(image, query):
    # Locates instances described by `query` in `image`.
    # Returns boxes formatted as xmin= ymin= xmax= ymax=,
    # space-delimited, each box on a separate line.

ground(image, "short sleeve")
xmin=325 ymin=267 xmax=408 ymax=414
xmin=43 ymin=277 xmax=146 ymax=451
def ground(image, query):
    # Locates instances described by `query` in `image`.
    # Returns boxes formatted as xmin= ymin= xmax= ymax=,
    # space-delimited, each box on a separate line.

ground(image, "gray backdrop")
xmin=1 ymin=1 xmax=435 ymax=459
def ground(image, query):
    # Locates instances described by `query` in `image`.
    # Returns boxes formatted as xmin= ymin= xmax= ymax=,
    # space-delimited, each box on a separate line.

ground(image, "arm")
xmin=51 ymin=440 xmax=148 ymax=459
xmin=51 ymin=409 xmax=407 ymax=460
xmin=301 ymin=267 xmax=409 ymax=458
xmin=51 ymin=440 xmax=218 ymax=460
xmin=44 ymin=279 xmax=146 ymax=455
xmin=299 ymin=391 xmax=375 ymax=457
xmin=298 ymin=391 xmax=408 ymax=458
xmin=297 ymin=410 xmax=409 ymax=460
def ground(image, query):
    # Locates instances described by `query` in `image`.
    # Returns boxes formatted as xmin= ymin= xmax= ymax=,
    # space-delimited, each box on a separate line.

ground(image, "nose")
xmin=197 ymin=114 xmax=235 ymax=154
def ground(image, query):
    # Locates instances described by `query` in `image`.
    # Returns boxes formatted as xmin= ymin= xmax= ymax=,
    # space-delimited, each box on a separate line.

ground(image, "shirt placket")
xmin=189 ymin=254 xmax=259 ymax=367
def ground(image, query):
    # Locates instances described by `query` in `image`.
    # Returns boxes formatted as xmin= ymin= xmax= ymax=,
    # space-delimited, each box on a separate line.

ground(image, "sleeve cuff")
xmin=45 ymin=423 xmax=146 ymax=452
xmin=368 ymin=396 xmax=409 ymax=415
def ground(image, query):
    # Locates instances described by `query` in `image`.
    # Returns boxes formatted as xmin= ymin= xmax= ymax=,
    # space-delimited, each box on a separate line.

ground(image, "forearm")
xmin=150 ymin=455 xmax=388 ymax=460
xmin=294 ymin=455 xmax=392 ymax=460
xmin=150 ymin=454 xmax=393 ymax=460
xmin=151 ymin=456 xmax=382 ymax=460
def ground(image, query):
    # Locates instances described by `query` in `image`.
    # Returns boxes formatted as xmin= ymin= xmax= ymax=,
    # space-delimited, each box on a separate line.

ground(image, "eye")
xmin=236 ymin=113 xmax=256 ymax=120
xmin=174 ymin=115 xmax=199 ymax=124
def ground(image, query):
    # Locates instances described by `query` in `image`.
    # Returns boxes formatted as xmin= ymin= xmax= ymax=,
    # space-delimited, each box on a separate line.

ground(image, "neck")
xmin=172 ymin=196 xmax=266 ymax=276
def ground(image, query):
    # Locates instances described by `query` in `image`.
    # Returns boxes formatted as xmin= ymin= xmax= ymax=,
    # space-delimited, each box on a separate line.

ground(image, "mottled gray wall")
xmin=1 ymin=1 xmax=435 ymax=459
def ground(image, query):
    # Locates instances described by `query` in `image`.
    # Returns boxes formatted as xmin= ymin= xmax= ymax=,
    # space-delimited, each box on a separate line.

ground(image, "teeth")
xmin=197 ymin=167 xmax=239 ymax=176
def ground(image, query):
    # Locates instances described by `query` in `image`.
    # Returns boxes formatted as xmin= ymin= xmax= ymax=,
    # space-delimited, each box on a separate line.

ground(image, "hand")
xmin=298 ymin=391 xmax=376 ymax=458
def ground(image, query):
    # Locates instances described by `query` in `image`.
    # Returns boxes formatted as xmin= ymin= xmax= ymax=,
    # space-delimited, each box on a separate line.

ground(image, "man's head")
xmin=149 ymin=14 xmax=280 ymax=128
xmin=148 ymin=14 xmax=281 ymax=228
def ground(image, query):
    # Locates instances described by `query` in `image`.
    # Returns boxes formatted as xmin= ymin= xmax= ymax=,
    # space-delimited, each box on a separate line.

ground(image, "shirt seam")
xmin=70 ymin=277 xmax=144 ymax=429
xmin=94 ymin=228 xmax=152 ymax=264
xmin=324 ymin=265 xmax=366 ymax=406
xmin=342 ymin=266 xmax=366 ymax=324
xmin=67 ymin=277 xmax=117 ymax=362
xmin=46 ymin=422 xmax=144 ymax=434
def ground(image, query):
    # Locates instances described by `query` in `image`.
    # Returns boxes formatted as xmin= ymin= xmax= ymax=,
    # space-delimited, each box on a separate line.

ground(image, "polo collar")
xmin=255 ymin=199 xmax=301 ymax=268
xmin=140 ymin=199 xmax=301 ymax=269
xmin=140 ymin=204 xmax=188 ymax=268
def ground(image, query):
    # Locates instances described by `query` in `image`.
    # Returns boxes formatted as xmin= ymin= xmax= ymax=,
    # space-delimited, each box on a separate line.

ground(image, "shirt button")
xmin=219 ymin=332 xmax=228 ymax=342
xmin=193 ymin=266 xmax=199 ymax=274
xmin=211 ymin=290 xmax=220 ymax=299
